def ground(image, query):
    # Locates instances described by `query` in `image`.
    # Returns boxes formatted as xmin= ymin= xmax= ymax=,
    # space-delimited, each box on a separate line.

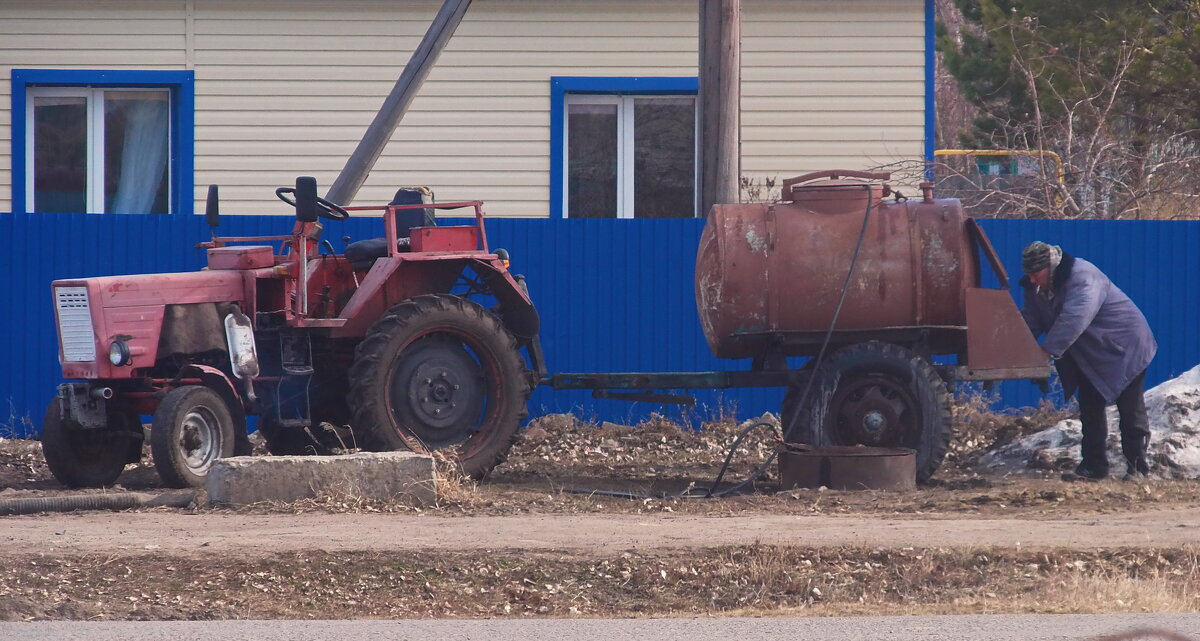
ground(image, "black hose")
xmin=0 ymin=490 xmax=197 ymax=516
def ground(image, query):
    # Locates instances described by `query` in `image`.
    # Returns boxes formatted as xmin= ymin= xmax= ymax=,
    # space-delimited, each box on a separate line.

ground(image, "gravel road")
xmin=5 ymin=508 xmax=1200 ymax=557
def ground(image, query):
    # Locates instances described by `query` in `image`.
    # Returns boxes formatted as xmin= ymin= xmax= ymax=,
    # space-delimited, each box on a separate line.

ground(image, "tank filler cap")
xmin=782 ymin=169 xmax=890 ymax=215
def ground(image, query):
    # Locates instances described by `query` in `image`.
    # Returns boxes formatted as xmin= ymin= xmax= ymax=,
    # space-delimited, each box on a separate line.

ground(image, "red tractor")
xmin=45 ymin=177 xmax=540 ymax=488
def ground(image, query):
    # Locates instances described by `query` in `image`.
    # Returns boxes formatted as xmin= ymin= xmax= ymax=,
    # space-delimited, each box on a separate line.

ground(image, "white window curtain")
xmin=110 ymin=97 xmax=169 ymax=214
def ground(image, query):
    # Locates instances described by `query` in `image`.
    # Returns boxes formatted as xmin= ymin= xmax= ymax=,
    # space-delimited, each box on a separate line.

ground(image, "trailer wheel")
xmin=151 ymin=386 xmax=236 ymax=488
xmin=348 ymin=294 xmax=531 ymax=479
xmin=41 ymin=398 xmax=133 ymax=488
xmin=781 ymin=341 xmax=951 ymax=482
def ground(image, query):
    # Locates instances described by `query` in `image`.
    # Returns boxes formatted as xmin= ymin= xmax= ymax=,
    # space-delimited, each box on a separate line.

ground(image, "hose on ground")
xmin=0 ymin=490 xmax=197 ymax=516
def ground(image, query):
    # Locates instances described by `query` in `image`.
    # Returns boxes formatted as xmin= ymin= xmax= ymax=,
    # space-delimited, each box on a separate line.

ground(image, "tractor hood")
xmin=56 ymin=270 xmax=247 ymax=309
xmin=52 ymin=270 xmax=248 ymax=380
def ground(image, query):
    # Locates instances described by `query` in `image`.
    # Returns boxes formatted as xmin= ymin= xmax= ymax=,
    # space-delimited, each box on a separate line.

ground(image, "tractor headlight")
xmin=108 ymin=340 xmax=132 ymax=366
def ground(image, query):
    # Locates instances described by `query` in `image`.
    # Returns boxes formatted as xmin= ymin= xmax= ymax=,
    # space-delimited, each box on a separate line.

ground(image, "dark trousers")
xmin=1076 ymin=369 xmax=1150 ymax=472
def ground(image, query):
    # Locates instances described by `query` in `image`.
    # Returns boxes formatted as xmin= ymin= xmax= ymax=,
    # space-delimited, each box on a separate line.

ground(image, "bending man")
xmin=1019 ymin=241 xmax=1156 ymax=480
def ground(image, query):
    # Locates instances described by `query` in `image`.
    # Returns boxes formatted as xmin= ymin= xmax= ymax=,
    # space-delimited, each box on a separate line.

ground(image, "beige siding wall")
xmin=0 ymin=0 xmax=925 ymax=216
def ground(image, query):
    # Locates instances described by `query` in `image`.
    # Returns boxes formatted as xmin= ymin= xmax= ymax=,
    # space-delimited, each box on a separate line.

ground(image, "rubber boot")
xmin=1123 ymin=434 xmax=1151 ymax=480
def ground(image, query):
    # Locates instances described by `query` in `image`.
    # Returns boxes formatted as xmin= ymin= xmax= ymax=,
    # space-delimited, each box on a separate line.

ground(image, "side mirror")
xmin=205 ymin=185 xmax=220 ymax=228
xmin=294 ymin=176 xmax=319 ymax=223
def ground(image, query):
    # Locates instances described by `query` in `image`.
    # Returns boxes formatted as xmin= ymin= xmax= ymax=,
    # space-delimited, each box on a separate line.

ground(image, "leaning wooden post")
xmin=325 ymin=0 xmax=473 ymax=206
xmin=698 ymin=0 xmax=741 ymax=215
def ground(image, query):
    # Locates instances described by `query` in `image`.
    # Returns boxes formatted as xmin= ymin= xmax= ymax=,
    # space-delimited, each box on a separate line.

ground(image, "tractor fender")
xmin=472 ymin=259 xmax=540 ymax=346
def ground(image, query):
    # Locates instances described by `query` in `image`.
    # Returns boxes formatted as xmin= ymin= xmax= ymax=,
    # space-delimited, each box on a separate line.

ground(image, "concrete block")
xmin=207 ymin=452 xmax=437 ymax=507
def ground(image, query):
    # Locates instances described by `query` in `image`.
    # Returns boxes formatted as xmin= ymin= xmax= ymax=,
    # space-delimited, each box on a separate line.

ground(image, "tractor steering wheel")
xmin=274 ymin=187 xmax=350 ymax=221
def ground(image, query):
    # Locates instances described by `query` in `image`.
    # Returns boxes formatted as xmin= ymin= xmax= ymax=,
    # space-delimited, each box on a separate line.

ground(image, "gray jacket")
xmin=1020 ymin=253 xmax=1156 ymax=403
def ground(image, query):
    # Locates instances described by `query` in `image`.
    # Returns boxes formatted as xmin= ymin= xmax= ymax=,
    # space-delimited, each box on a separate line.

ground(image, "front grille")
xmin=55 ymin=286 xmax=97 ymax=362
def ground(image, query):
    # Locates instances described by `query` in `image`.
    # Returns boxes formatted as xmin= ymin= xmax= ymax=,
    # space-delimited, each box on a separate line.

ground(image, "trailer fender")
xmin=176 ymin=364 xmax=252 ymax=454
xmin=472 ymin=259 xmax=540 ymax=346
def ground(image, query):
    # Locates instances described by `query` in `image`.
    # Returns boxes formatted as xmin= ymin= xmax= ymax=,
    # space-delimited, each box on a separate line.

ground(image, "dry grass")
xmin=701 ymin=546 xmax=1200 ymax=616
xmin=2 ymin=545 xmax=1198 ymax=621
xmin=1035 ymin=573 xmax=1200 ymax=613
xmin=246 ymin=483 xmax=432 ymax=514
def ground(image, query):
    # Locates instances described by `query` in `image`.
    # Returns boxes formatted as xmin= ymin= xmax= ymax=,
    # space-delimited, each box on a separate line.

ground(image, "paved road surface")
xmin=4 ymin=509 xmax=1200 ymax=556
xmin=3 ymin=614 xmax=1197 ymax=641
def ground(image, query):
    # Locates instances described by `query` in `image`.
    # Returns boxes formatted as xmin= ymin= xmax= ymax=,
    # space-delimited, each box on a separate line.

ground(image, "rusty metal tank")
xmin=695 ymin=170 xmax=980 ymax=360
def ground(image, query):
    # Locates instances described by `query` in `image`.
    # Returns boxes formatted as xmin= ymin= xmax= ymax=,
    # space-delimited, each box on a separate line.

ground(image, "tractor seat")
xmin=344 ymin=188 xmax=436 ymax=271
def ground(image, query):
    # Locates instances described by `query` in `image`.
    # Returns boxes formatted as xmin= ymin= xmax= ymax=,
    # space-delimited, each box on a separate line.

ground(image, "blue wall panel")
xmin=2 ymin=213 xmax=1197 ymax=437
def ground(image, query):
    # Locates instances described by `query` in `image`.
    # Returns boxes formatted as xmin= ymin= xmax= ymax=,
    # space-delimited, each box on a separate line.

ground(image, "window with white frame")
xmin=26 ymin=86 xmax=171 ymax=214
xmin=13 ymin=69 xmax=193 ymax=216
xmin=564 ymin=94 xmax=696 ymax=218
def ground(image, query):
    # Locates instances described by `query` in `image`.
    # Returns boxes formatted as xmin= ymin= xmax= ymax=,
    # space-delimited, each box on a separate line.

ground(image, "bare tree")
xmin=937 ymin=20 xmax=1200 ymax=220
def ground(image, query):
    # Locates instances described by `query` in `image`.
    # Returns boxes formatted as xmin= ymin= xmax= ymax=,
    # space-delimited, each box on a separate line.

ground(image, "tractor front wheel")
xmin=781 ymin=341 xmax=952 ymax=482
xmin=151 ymin=386 xmax=236 ymax=488
xmin=348 ymin=294 xmax=531 ymax=479
xmin=41 ymin=397 xmax=134 ymax=488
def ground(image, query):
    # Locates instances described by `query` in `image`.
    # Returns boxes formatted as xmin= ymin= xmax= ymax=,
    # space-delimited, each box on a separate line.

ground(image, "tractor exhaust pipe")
xmin=90 ymin=387 xmax=113 ymax=400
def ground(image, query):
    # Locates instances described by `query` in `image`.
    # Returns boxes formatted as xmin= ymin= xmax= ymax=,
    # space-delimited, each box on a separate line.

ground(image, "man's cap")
xmin=1022 ymin=241 xmax=1057 ymax=274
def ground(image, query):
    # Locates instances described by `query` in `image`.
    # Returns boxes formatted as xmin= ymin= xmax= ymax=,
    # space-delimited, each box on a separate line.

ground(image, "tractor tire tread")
xmin=347 ymin=294 xmax=531 ymax=479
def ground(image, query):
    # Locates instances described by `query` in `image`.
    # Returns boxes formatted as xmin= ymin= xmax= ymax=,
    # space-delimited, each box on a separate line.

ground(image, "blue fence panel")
xmin=2 ymin=213 xmax=1197 ymax=438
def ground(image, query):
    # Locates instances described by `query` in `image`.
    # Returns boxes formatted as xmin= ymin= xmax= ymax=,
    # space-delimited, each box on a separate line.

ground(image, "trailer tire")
xmin=41 ymin=398 xmax=132 ymax=489
xmin=781 ymin=341 xmax=951 ymax=482
xmin=151 ymin=386 xmax=236 ymax=488
xmin=348 ymin=294 xmax=531 ymax=479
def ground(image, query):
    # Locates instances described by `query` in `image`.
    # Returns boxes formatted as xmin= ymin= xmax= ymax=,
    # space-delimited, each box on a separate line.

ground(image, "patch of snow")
xmin=979 ymin=364 xmax=1200 ymax=478
xmin=739 ymin=412 xmax=779 ymax=431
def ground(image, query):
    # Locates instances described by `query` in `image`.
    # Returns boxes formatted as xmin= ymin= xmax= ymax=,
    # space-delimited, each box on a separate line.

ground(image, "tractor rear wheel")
xmin=781 ymin=341 xmax=951 ymax=482
xmin=151 ymin=385 xmax=236 ymax=488
xmin=41 ymin=397 xmax=133 ymax=488
xmin=348 ymin=294 xmax=531 ymax=479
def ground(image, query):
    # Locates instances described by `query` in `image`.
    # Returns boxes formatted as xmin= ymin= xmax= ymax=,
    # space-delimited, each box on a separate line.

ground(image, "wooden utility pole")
xmin=325 ymin=0 xmax=472 ymax=206
xmin=698 ymin=0 xmax=741 ymax=216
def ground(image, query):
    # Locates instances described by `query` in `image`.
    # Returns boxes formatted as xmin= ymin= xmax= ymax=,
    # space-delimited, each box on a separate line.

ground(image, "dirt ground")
xmin=3 ymin=403 xmax=1200 ymax=621
xmin=10 ymin=405 xmax=1196 ymax=518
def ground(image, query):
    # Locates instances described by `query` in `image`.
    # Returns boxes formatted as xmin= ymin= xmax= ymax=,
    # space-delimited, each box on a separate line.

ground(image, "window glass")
xmin=32 ymin=96 xmax=87 ymax=214
xmin=567 ymin=103 xmax=619 ymax=219
xmin=105 ymin=91 xmax=170 ymax=214
xmin=633 ymin=97 xmax=695 ymax=219
xmin=564 ymin=94 xmax=696 ymax=218
xmin=27 ymin=87 xmax=171 ymax=213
